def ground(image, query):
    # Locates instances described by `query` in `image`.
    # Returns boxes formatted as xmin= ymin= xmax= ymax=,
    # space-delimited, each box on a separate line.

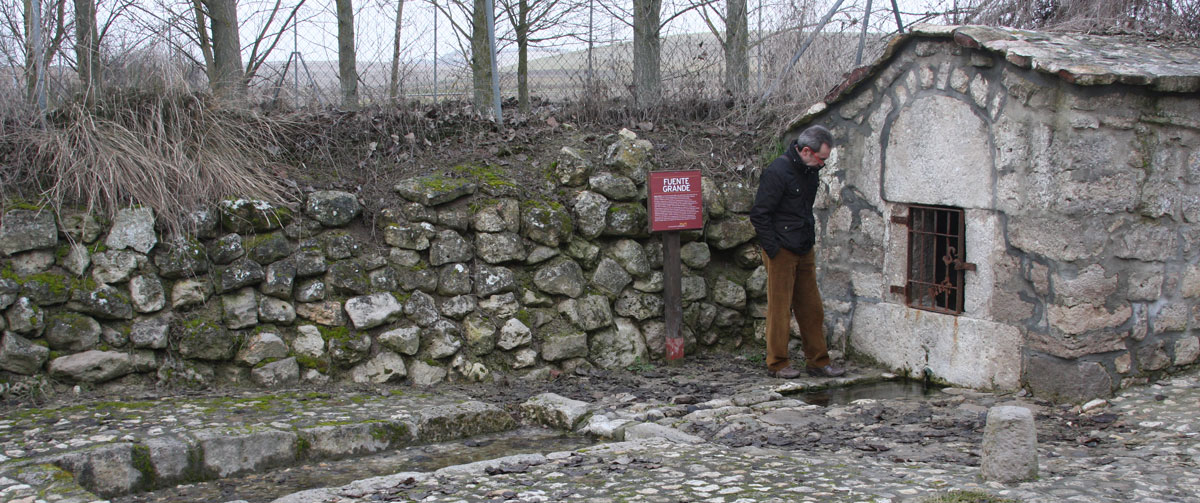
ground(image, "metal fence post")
xmin=485 ymin=0 xmax=502 ymax=125
xmin=434 ymin=0 xmax=439 ymax=104
xmin=587 ymin=0 xmax=594 ymax=89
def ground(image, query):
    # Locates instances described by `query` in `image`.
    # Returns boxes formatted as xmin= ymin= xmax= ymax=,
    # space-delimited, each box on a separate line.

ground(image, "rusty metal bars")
xmin=903 ymin=205 xmax=966 ymax=315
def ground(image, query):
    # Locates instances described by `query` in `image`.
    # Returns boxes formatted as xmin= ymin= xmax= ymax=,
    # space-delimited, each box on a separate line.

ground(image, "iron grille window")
xmin=899 ymin=205 xmax=974 ymax=315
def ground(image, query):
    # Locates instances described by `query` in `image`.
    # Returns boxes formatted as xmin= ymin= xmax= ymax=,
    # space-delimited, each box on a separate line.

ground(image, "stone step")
xmin=0 ymin=392 xmax=516 ymax=499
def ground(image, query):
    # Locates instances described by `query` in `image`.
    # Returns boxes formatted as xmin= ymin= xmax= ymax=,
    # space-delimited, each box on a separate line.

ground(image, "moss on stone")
xmin=131 ymin=443 xmax=157 ymax=489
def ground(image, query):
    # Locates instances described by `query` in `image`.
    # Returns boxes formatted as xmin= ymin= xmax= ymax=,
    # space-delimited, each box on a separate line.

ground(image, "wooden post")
xmin=663 ymin=231 xmax=684 ymax=362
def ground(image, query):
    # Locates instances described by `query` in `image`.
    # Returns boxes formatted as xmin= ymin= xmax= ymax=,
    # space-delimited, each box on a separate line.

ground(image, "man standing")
xmin=749 ymin=125 xmax=845 ymax=379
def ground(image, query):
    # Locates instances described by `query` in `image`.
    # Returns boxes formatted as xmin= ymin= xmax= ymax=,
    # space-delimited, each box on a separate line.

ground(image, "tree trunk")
xmin=74 ymin=0 xmax=101 ymax=103
xmin=724 ymin=0 xmax=748 ymax=99
xmin=206 ymin=0 xmax=246 ymax=102
xmin=336 ymin=0 xmax=359 ymax=109
xmin=23 ymin=0 xmax=37 ymax=102
xmin=632 ymin=0 xmax=661 ymax=109
xmin=389 ymin=0 xmax=405 ymax=104
xmin=471 ymin=0 xmax=493 ymax=112
xmin=516 ymin=0 xmax=528 ymax=113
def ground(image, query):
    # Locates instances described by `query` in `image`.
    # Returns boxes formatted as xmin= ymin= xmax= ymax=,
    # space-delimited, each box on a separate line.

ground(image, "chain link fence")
xmin=0 ymin=0 xmax=907 ymax=113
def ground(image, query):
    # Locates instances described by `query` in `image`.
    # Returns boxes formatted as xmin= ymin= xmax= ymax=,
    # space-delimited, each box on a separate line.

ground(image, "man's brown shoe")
xmin=806 ymin=364 xmax=846 ymax=377
xmin=767 ymin=367 xmax=802 ymax=379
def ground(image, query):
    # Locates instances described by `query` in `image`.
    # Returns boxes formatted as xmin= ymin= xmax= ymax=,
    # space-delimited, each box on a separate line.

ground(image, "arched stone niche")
xmin=883 ymin=95 xmax=994 ymax=209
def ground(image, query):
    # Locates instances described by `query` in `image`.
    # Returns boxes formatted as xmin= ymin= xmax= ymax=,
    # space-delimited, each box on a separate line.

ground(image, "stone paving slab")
xmin=0 ymin=390 xmax=517 ymax=500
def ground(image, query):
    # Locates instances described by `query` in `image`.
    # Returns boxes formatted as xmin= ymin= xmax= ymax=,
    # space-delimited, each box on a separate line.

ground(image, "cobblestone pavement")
xmin=1 ymin=364 xmax=1197 ymax=503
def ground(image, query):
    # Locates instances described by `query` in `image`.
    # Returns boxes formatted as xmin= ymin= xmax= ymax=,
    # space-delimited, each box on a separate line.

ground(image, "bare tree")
xmin=388 ymin=0 xmax=405 ymax=103
xmin=14 ymin=0 xmax=69 ymax=104
xmin=497 ymin=0 xmax=583 ymax=113
xmin=631 ymin=0 xmax=660 ymax=108
xmin=74 ymin=0 xmax=100 ymax=102
xmin=433 ymin=0 xmax=502 ymax=113
xmin=335 ymin=0 xmax=358 ymax=109
xmin=199 ymin=0 xmax=244 ymax=101
xmin=694 ymin=0 xmax=748 ymax=99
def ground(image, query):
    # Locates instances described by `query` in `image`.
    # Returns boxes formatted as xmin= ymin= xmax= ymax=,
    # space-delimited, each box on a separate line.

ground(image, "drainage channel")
xmin=797 ymin=379 xmax=943 ymax=406
xmin=113 ymin=427 xmax=597 ymax=503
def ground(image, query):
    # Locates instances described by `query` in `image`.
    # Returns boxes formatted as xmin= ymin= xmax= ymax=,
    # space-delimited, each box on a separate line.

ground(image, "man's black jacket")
xmin=749 ymin=141 xmax=820 ymax=259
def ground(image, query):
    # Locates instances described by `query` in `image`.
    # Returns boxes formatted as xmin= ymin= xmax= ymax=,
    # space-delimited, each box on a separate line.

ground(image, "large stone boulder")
xmin=591 ymin=257 xmax=632 ymax=298
xmin=712 ymin=278 xmax=747 ymax=310
xmin=680 ymin=242 xmax=712 ymax=269
xmin=611 ymin=239 xmax=651 ymax=277
xmin=589 ymin=318 xmax=648 ymax=369
xmin=555 ymin=146 xmax=593 ymax=186
xmin=350 ymin=351 xmax=407 ymax=383
xmin=252 ymin=357 xmax=300 ymax=387
xmin=534 ymin=259 xmax=585 ymax=298
xmin=521 ymin=200 xmax=573 ymax=247
xmin=427 ymin=319 xmax=464 ymax=359
xmin=327 ymin=329 xmax=372 ymax=367
xmin=473 ymin=199 xmax=521 ymax=233
xmin=572 ymin=191 xmax=611 ymax=239
xmin=384 ymin=222 xmax=435 ymax=250
xmin=106 ymin=207 xmax=158 ymax=253
xmin=345 ymin=292 xmax=405 ymax=330
xmin=437 ymin=263 xmax=473 ymax=296
xmin=6 ymin=296 xmax=45 ymax=334
xmin=589 ymin=173 xmax=639 ymax=201
xmin=326 ymin=259 xmax=370 ymax=295
xmin=541 ymin=331 xmax=588 ymax=361
xmin=520 ymin=392 xmax=591 ymax=430
xmin=91 ymin=250 xmax=143 ymax=284
xmin=246 ymin=232 xmax=294 ymax=265
xmin=48 ymin=350 xmax=134 ymax=382
xmin=614 ymin=289 xmax=664 ymax=321
xmin=237 ymin=332 xmax=290 ymax=366
xmin=44 ymin=312 xmax=101 ymax=351
xmin=430 ymin=230 xmax=473 ymax=266
xmin=222 ymin=287 xmax=259 ymax=329
xmin=178 ymin=319 xmax=238 ymax=361
xmin=463 ymin=313 xmax=497 ymax=355
xmin=705 ymin=215 xmax=757 ymax=250
xmin=69 ymin=284 xmax=134 ymax=320
xmin=497 ymin=318 xmax=532 ymax=350
xmin=306 ymin=190 xmax=362 ymax=227
xmin=209 ymin=233 xmax=245 ymax=265
xmin=558 ymin=295 xmax=613 ymax=331
xmin=218 ymin=258 xmax=266 ymax=293
xmin=475 ymin=232 xmax=525 ymax=264
xmin=0 ymin=332 xmax=49 ymax=374
xmin=605 ymin=129 xmax=652 ymax=183
xmin=129 ymin=275 xmax=166 ymax=313
xmin=154 ymin=238 xmax=209 ymax=279
xmin=0 ymin=209 xmax=58 ymax=256
xmin=262 ymin=259 xmax=297 ymax=299
xmin=378 ymin=325 xmax=421 ymax=355
xmin=218 ymin=199 xmax=293 ymax=233
xmin=131 ymin=313 xmax=171 ymax=349
xmin=476 ymin=264 xmax=515 ymax=297
xmin=394 ymin=175 xmax=477 ymax=206
xmin=604 ymin=203 xmax=648 ymax=237
xmin=405 ymin=291 xmax=440 ymax=327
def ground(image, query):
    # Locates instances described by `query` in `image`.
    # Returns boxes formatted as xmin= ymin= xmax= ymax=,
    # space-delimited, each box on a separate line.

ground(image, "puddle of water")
xmin=115 ymin=427 xmax=596 ymax=503
xmin=799 ymin=379 xmax=942 ymax=406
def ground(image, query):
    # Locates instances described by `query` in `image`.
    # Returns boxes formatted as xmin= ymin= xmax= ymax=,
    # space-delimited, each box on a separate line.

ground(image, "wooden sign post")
xmin=648 ymin=170 xmax=703 ymax=363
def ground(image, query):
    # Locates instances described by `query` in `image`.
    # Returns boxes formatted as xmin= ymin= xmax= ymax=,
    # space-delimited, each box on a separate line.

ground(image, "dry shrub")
xmin=13 ymin=90 xmax=298 ymax=234
xmin=962 ymin=0 xmax=1200 ymax=39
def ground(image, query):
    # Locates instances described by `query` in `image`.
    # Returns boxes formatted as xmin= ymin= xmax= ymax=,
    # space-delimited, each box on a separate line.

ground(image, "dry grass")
xmin=963 ymin=0 xmax=1200 ymax=39
xmin=5 ymin=90 xmax=298 ymax=235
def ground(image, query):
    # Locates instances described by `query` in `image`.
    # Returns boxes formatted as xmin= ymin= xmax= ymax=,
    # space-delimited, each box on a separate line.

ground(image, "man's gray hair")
xmin=795 ymin=125 xmax=834 ymax=152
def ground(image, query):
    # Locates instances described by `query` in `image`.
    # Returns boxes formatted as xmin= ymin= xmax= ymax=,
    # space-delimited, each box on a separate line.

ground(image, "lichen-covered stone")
xmin=61 ymin=242 xmax=91 ymax=276
xmin=559 ymin=295 xmax=614 ymax=331
xmin=103 ymin=207 xmax=158 ymax=254
xmin=632 ymin=271 xmax=664 ymax=293
xmin=45 ymin=312 xmax=101 ymax=351
xmin=306 ymin=190 xmax=362 ymax=227
xmin=209 ymin=233 xmax=245 ymax=265
xmin=604 ymin=129 xmax=652 ymax=184
xmin=129 ymin=275 xmax=166 ymax=313
xmin=541 ymin=331 xmax=588 ymax=361
xmin=681 ymin=275 xmax=708 ymax=302
xmin=463 ymin=312 xmax=497 ymax=355
xmin=295 ymin=300 xmax=346 ymax=326
xmin=17 ymin=271 xmax=71 ymax=305
xmin=498 ymin=318 xmax=532 ymax=350
xmin=345 ymin=292 xmax=405 ymax=330
xmin=520 ymin=392 xmax=591 ymax=430
xmin=69 ymin=284 xmax=134 ymax=320
xmin=236 ymin=331 xmax=290 ymax=366
xmin=178 ymin=318 xmax=238 ymax=360
xmin=0 ymin=278 xmax=18 ymax=310
xmin=395 ymin=175 xmax=477 ymax=206
xmin=564 ymin=237 xmax=601 ymax=270
xmin=614 ymin=289 xmax=664 ymax=321
xmin=293 ymin=250 xmax=327 ymax=277
xmin=555 ymin=146 xmax=593 ymax=186
xmin=611 ymin=239 xmax=651 ymax=278
xmin=350 ymin=351 xmax=407 ymax=383
xmin=604 ymin=203 xmax=648 ymax=237
xmin=60 ymin=211 xmax=104 ymax=244
xmin=222 ymin=287 xmax=259 ymax=329
xmin=218 ymin=199 xmax=293 ymax=234
xmin=589 ymin=172 xmax=639 ymax=201
xmin=252 ymin=357 xmax=300 ymax=387
xmin=572 ymin=190 xmax=611 ymax=239
xmin=684 ymin=302 xmax=718 ymax=332
xmin=534 ymin=259 xmax=585 ymax=298
xmin=405 ymin=291 xmax=440 ymax=327
xmin=521 ymin=200 xmax=573 ymax=247
xmin=258 ymin=296 xmax=296 ymax=325
xmin=525 ymin=245 xmax=559 ymax=265
xmin=589 ymin=318 xmax=648 ymax=369
xmin=680 ymin=242 xmax=712 ymax=269
xmin=217 ymin=258 xmax=265 ymax=293
xmin=479 ymin=293 xmax=520 ymax=318
xmin=171 ymin=278 xmax=212 ymax=309
xmin=712 ymin=278 xmax=747 ymax=310
xmin=440 ymin=295 xmax=477 ymax=320
xmin=473 ymin=198 xmax=521 ymax=233
xmin=0 ymin=209 xmax=57 ymax=256
xmin=294 ymin=278 xmax=326 ymax=302
xmin=705 ymin=215 xmax=756 ymax=250
xmin=431 ymin=229 xmax=473 ymax=266
xmin=384 ymin=222 xmax=435 ymax=250
xmin=48 ymin=350 xmax=134 ymax=383
xmin=476 ymin=264 xmax=515 ymax=297
xmin=379 ymin=324 xmax=420 ymax=355
xmin=131 ymin=313 xmax=171 ymax=349
xmin=475 ymin=232 xmax=525 ymax=264
xmin=91 ymin=250 xmax=144 ymax=284
xmin=438 ymin=263 xmax=473 ymax=296
xmin=701 ymin=177 xmax=727 ymax=219
xmin=427 ymin=319 xmax=463 ymax=359
xmin=262 ymin=259 xmax=297 ymax=299
xmin=323 ymin=231 xmax=361 ymax=260
xmin=327 ymin=328 xmax=371 ymax=368
xmin=408 ymin=360 xmax=448 ymax=386
xmin=326 ymin=259 xmax=370 ymax=295
xmin=246 ymin=232 xmax=294 ymax=265
xmin=154 ymin=238 xmax=209 ymax=278
xmin=591 ymin=257 xmax=632 ymax=298
xmin=0 ymin=332 xmax=49 ymax=374
xmin=293 ymin=325 xmax=327 ymax=359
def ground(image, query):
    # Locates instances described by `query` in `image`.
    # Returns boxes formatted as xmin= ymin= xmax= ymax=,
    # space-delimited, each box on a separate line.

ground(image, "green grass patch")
xmin=921 ymin=491 xmax=1019 ymax=503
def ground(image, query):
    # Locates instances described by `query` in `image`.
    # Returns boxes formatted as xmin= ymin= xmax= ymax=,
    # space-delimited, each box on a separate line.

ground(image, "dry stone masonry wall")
xmin=0 ymin=130 xmax=769 ymax=391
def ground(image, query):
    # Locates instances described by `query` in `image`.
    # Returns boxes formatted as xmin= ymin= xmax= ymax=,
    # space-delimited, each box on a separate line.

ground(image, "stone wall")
xmin=792 ymin=33 xmax=1200 ymax=400
xmin=0 ymin=130 xmax=769 ymax=391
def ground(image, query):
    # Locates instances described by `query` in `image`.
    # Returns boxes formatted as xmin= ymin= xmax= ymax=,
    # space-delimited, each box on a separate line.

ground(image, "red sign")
xmin=648 ymin=170 xmax=703 ymax=232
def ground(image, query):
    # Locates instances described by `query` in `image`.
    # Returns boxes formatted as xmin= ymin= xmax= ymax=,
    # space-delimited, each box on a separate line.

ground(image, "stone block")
xmin=1025 ymin=354 xmax=1112 ymax=402
xmin=415 ymin=401 xmax=517 ymax=442
xmin=189 ymin=427 xmax=297 ymax=478
xmin=981 ymin=406 xmax=1038 ymax=483
xmin=520 ymin=392 xmax=591 ymax=430
xmin=0 ymin=209 xmax=58 ymax=256
xmin=884 ymin=95 xmax=992 ymax=209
